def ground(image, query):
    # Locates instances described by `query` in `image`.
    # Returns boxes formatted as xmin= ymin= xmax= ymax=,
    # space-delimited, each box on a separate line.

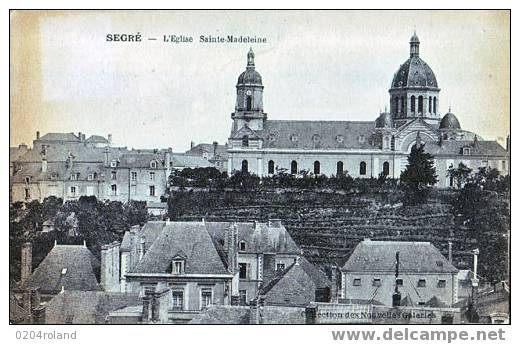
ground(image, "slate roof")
xmin=342 ymin=240 xmax=458 ymax=274
xmin=439 ymin=112 xmax=461 ymax=130
xmin=189 ymin=305 xmax=306 ymax=324
xmin=259 ymin=120 xmax=378 ymax=150
xmin=205 ymin=221 xmax=300 ymax=255
xmin=133 ymin=222 xmax=229 ymax=275
xmin=261 ymin=256 xmax=331 ymax=295
xmin=45 ymin=291 xmax=141 ymax=324
xmin=85 ymin=135 xmax=110 ymax=143
xmin=10 ymin=161 xmax=106 ymax=183
xmin=21 ymin=245 xmax=101 ymax=294
xmin=10 ymin=146 xmax=30 ymax=162
xmin=38 ymin=133 xmax=80 ymax=142
xmin=118 ymin=152 xmax=165 ymax=168
xmin=185 ymin=143 xmax=228 ymax=159
xmin=423 ymin=140 xmax=508 ymax=157
xmin=170 ymin=154 xmax=215 ymax=168
xmin=391 ymin=55 xmax=438 ymax=89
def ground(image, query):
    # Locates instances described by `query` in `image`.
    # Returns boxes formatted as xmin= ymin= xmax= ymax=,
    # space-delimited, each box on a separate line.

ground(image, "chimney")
xmin=190 ymin=141 xmax=195 ymax=149
xmin=139 ymin=237 xmax=146 ymax=261
xmin=330 ymin=265 xmax=338 ymax=303
xmin=213 ymin=141 xmax=218 ymax=157
xmin=507 ymin=135 xmax=510 ymax=152
xmin=21 ymin=242 xmax=32 ymax=283
xmin=473 ymin=134 xmax=478 ymax=147
xmin=104 ymin=147 xmax=110 ymax=167
xmin=82 ymin=133 xmax=86 ymax=142
xmin=448 ymin=241 xmax=453 ymax=263
xmin=151 ymin=289 xmax=170 ymax=323
xmin=78 ymin=132 xmax=82 ymax=141
xmin=108 ymin=134 xmax=112 ymax=144
xmin=36 ymin=131 xmax=40 ymax=140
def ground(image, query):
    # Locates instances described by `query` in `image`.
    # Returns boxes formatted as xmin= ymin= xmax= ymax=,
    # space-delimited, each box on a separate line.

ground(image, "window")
xmin=291 ymin=160 xmax=298 ymax=175
xmin=50 ymin=173 xmax=57 ymax=181
xmin=202 ymin=152 xmax=209 ymax=160
xmin=110 ymin=160 xmax=117 ymax=168
xmin=149 ymin=185 xmax=155 ymax=196
xmin=372 ymin=278 xmax=382 ymax=287
xmin=24 ymin=176 xmax=31 ymax=184
xmin=111 ymin=171 xmax=117 ymax=180
xmin=396 ymin=279 xmax=403 ymax=286
xmin=111 ymin=184 xmax=117 ymax=196
xmin=239 ymin=241 xmax=246 ymax=252
xmin=383 ymin=162 xmax=390 ymax=176
xmin=239 ymin=290 xmax=247 ymax=305
xmin=149 ymin=172 xmax=155 ymax=181
xmin=313 ymin=161 xmax=320 ymax=175
xmin=131 ymin=171 xmax=137 ymax=181
xmin=24 ymin=188 xmax=30 ymax=200
xmin=358 ymin=135 xmax=366 ymax=144
xmin=463 ymin=147 xmax=471 ymax=156
xmin=359 ymin=161 xmax=367 ymax=175
xmin=276 ymin=263 xmax=286 ymax=271
xmin=428 ymin=96 xmax=432 ymax=113
xmin=336 ymin=161 xmax=344 ymax=176
xmin=246 ymin=95 xmax=252 ymax=111
xmin=70 ymin=186 xmax=76 ymax=197
xmin=411 ymin=95 xmax=416 ymax=113
xmin=438 ymin=280 xmax=447 ymax=288
xmin=241 ymin=160 xmax=248 ymax=173
xmin=239 ymin=263 xmax=248 ymax=279
xmin=502 ymin=160 xmax=506 ymax=171
xmin=171 ymin=290 xmax=184 ymax=311
xmin=268 ymin=160 xmax=275 ymax=174
xmin=87 ymin=174 xmax=93 ymax=181
xmin=433 ymin=97 xmax=437 ymax=114
xmin=150 ymin=161 xmax=157 ymax=169
xmin=417 ymin=279 xmax=426 ymax=288
xmin=418 ymin=95 xmax=423 ymax=113
xmin=172 ymin=259 xmax=185 ymax=274
xmin=242 ymin=136 xmax=249 ymax=147
xmin=200 ymin=288 xmax=213 ymax=310
xmin=353 ymin=278 xmax=361 ymax=286
xmin=71 ymin=173 xmax=79 ymax=181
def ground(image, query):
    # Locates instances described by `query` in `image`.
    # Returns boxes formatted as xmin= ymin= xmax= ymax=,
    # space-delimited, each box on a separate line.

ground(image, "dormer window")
xmin=87 ymin=174 xmax=94 ymax=181
xmin=202 ymin=152 xmax=209 ymax=160
xmin=24 ymin=176 xmax=31 ymax=184
xmin=358 ymin=135 xmax=366 ymax=144
xmin=110 ymin=160 xmax=117 ymax=168
xmin=463 ymin=147 xmax=471 ymax=156
xmin=172 ymin=253 xmax=187 ymax=274
xmin=150 ymin=160 xmax=158 ymax=169
xmin=70 ymin=173 xmax=80 ymax=181
xmin=50 ymin=173 xmax=58 ymax=181
xmin=239 ymin=241 xmax=247 ymax=252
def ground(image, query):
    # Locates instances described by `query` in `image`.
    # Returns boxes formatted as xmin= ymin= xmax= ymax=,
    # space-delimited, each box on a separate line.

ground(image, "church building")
xmin=227 ymin=33 xmax=509 ymax=187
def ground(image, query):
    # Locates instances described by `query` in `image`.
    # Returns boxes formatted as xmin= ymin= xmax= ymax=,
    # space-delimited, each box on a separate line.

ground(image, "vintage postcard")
xmin=9 ymin=9 xmax=510 ymax=336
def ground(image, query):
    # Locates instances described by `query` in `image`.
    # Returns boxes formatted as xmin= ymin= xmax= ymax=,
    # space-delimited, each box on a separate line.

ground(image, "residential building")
xmin=185 ymin=141 xmax=229 ymax=172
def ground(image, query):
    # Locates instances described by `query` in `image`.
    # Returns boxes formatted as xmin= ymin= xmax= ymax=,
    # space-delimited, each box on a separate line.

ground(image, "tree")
xmin=447 ymin=162 xmax=472 ymax=189
xmin=399 ymin=143 xmax=438 ymax=205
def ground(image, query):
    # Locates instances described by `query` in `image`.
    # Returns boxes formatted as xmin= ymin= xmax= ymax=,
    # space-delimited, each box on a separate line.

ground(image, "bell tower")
xmin=231 ymin=48 xmax=267 ymax=133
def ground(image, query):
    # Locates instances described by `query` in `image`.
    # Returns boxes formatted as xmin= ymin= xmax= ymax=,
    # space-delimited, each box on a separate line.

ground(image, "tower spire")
xmin=410 ymin=31 xmax=420 ymax=57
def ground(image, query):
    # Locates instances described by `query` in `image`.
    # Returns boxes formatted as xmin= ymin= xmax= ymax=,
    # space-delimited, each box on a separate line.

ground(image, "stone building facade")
xmin=227 ymin=35 xmax=509 ymax=186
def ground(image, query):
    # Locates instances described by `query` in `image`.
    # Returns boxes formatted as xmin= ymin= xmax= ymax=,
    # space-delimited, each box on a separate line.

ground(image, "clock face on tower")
xmin=246 ymin=90 xmax=252 ymax=96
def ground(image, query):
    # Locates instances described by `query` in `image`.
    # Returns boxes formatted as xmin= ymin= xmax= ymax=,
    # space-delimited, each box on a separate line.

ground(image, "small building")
xmin=340 ymin=239 xmax=458 ymax=307
xmin=260 ymin=256 xmax=331 ymax=307
xmin=185 ymin=141 xmax=229 ymax=172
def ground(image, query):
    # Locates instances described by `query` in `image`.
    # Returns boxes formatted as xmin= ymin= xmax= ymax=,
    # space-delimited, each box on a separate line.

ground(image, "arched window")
xmin=291 ymin=160 xmax=298 ymax=175
xmin=397 ymin=97 xmax=401 ymax=114
xmin=418 ymin=96 xmax=423 ymax=114
xmin=239 ymin=241 xmax=247 ymax=252
xmin=336 ymin=161 xmax=344 ymax=176
xmin=429 ymin=96 xmax=432 ymax=113
xmin=241 ymin=160 xmax=248 ymax=173
xmin=384 ymin=136 xmax=390 ymax=149
xmin=411 ymin=95 xmax=416 ymax=113
xmin=383 ymin=162 xmax=390 ymax=176
xmin=360 ymin=161 xmax=367 ymax=175
xmin=401 ymin=97 xmax=406 ymax=115
xmin=246 ymin=96 xmax=252 ymax=111
xmin=268 ymin=160 xmax=275 ymax=175
xmin=313 ymin=161 xmax=321 ymax=175
xmin=242 ymin=135 xmax=249 ymax=147
xmin=150 ymin=160 xmax=157 ymax=169
xmin=433 ymin=97 xmax=437 ymax=114
xmin=393 ymin=96 xmax=398 ymax=114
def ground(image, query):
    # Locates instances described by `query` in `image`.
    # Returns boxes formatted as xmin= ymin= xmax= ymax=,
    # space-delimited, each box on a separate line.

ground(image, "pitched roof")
xmin=259 ymin=120 xmax=378 ymax=150
xmin=45 ymin=291 xmax=141 ymax=324
xmin=342 ymin=239 xmax=458 ymax=274
xmin=189 ymin=305 xmax=306 ymax=324
xmin=11 ymin=161 xmax=106 ymax=183
xmin=118 ymin=151 xmax=165 ymax=168
xmin=38 ymin=133 xmax=80 ymax=142
xmin=170 ymin=154 xmax=215 ymax=168
xmin=85 ymin=135 xmax=109 ymax=143
xmin=185 ymin=143 xmax=228 ymax=158
xmin=424 ymin=140 xmax=508 ymax=157
xmin=205 ymin=221 xmax=300 ymax=254
xmin=133 ymin=222 xmax=228 ymax=275
xmin=21 ymin=245 xmax=101 ymax=294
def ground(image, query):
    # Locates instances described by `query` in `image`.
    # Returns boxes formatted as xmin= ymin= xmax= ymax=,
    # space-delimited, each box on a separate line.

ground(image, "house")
xmin=185 ymin=141 xmax=229 ymax=172
xmin=100 ymin=219 xmax=302 ymax=322
xmin=259 ymin=256 xmax=331 ymax=307
xmin=340 ymin=239 xmax=458 ymax=307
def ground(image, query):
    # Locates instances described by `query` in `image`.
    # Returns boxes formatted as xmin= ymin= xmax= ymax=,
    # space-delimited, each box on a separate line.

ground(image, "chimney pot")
xmin=36 ymin=131 xmax=40 ymax=140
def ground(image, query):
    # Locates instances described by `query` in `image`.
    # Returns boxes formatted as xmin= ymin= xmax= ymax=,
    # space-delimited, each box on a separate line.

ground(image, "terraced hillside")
xmin=172 ymin=190 xmax=477 ymax=270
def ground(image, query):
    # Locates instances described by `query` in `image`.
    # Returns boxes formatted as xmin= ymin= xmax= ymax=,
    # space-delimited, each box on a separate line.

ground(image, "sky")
xmin=10 ymin=10 xmax=510 ymax=151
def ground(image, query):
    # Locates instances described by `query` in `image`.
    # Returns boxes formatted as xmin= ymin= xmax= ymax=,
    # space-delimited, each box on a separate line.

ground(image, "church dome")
xmin=237 ymin=48 xmax=262 ymax=86
xmin=439 ymin=111 xmax=461 ymax=130
xmin=391 ymin=33 xmax=438 ymax=89
xmin=375 ymin=111 xmax=393 ymax=128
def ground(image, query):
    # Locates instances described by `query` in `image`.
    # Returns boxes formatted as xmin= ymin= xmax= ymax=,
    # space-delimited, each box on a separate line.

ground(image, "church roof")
xmin=237 ymin=48 xmax=262 ymax=85
xmin=391 ymin=56 xmax=438 ymax=89
xmin=260 ymin=120 xmax=378 ymax=150
xmin=342 ymin=239 xmax=458 ymax=274
xmin=375 ymin=112 xmax=393 ymax=129
xmin=423 ymin=140 xmax=508 ymax=157
xmin=439 ymin=112 xmax=461 ymax=130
